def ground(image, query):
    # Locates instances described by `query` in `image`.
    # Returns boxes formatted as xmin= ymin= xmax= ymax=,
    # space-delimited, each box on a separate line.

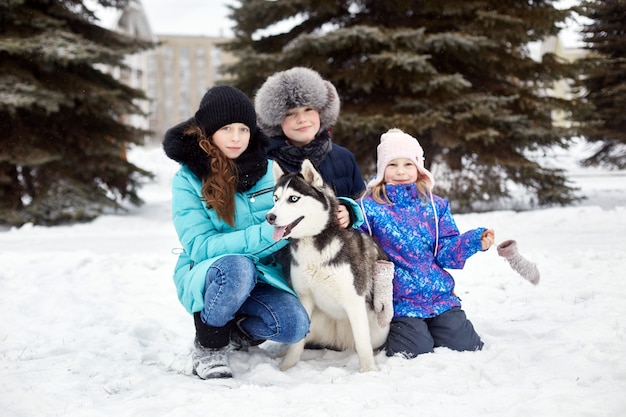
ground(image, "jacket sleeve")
xmin=348 ymin=156 xmax=366 ymax=199
xmin=433 ymin=199 xmax=486 ymax=269
xmin=338 ymin=196 xmax=364 ymax=229
xmin=171 ymin=169 xmax=285 ymax=264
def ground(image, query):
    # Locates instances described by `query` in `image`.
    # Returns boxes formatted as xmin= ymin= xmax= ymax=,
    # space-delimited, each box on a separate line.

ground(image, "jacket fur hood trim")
xmin=162 ymin=118 xmax=211 ymax=181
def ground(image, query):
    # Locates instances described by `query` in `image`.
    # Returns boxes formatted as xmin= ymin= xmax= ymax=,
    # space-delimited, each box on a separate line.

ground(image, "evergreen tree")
xmin=224 ymin=0 xmax=584 ymax=211
xmin=0 ymin=0 xmax=155 ymax=226
xmin=576 ymin=0 xmax=626 ymax=169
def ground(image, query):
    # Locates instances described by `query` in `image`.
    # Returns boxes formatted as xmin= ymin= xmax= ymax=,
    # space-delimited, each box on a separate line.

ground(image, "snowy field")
xmin=1 ymin=143 xmax=625 ymax=417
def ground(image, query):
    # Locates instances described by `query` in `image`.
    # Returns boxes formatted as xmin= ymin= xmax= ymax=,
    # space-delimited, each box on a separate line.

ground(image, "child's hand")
xmin=481 ymin=229 xmax=495 ymax=250
xmin=336 ymin=205 xmax=350 ymax=229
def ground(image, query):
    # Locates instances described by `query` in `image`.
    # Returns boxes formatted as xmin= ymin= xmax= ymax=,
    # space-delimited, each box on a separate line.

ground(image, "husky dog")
xmin=266 ymin=160 xmax=391 ymax=372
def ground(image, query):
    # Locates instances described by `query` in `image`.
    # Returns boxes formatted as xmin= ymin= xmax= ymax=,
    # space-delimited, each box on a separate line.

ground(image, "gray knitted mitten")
xmin=497 ymin=240 xmax=540 ymax=285
xmin=373 ymin=260 xmax=395 ymax=327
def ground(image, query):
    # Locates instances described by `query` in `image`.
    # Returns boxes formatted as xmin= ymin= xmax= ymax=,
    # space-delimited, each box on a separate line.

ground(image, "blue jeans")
xmin=200 ymin=255 xmax=309 ymax=344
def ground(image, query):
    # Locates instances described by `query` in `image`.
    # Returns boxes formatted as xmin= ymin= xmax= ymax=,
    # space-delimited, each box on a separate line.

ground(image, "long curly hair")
xmin=185 ymin=123 xmax=238 ymax=227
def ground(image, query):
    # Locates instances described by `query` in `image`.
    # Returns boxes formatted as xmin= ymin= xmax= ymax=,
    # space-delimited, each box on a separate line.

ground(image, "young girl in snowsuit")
xmin=162 ymin=86 xmax=310 ymax=379
xmin=359 ymin=128 xmax=495 ymax=358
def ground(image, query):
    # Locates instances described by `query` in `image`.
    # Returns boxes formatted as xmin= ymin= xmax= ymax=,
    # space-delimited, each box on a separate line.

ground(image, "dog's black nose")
xmin=266 ymin=213 xmax=276 ymax=224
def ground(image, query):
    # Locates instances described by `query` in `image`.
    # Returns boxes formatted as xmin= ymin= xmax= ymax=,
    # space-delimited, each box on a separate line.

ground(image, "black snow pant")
xmin=385 ymin=307 xmax=484 ymax=358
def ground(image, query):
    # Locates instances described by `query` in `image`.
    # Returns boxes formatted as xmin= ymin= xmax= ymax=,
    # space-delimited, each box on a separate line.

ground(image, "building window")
xmin=179 ymin=47 xmax=190 ymax=119
xmin=211 ymin=47 xmax=222 ymax=81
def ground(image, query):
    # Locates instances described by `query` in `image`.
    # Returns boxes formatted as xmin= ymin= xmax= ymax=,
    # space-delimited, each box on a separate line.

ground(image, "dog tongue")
xmin=272 ymin=226 xmax=287 ymax=241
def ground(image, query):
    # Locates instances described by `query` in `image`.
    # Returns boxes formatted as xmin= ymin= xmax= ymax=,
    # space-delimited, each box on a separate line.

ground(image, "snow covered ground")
xmin=1 ymin=143 xmax=625 ymax=417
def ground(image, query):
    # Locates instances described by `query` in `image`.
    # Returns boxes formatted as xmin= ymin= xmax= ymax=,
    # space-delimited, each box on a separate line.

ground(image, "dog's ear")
xmin=301 ymin=159 xmax=324 ymax=189
xmin=272 ymin=160 xmax=287 ymax=183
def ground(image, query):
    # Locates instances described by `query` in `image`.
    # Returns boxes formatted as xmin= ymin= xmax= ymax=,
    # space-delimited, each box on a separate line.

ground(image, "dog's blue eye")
xmin=288 ymin=196 xmax=299 ymax=203
xmin=273 ymin=195 xmax=278 ymax=202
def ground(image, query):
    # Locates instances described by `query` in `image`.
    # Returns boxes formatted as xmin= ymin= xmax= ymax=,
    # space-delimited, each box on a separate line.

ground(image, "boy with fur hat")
xmin=163 ymin=86 xmax=310 ymax=379
xmin=359 ymin=128 xmax=495 ymax=358
xmin=255 ymin=67 xmax=365 ymax=228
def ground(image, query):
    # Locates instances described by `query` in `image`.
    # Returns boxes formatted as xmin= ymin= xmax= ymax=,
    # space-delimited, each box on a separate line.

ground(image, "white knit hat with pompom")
xmin=367 ymin=128 xmax=434 ymax=190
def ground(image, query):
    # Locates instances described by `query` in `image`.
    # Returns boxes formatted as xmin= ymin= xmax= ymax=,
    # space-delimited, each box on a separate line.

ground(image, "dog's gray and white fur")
xmin=266 ymin=159 xmax=390 ymax=372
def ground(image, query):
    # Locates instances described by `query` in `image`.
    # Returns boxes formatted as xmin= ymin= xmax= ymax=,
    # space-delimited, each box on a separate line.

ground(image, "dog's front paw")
xmin=279 ymin=357 xmax=298 ymax=371
xmin=359 ymin=363 xmax=379 ymax=372
xmin=279 ymin=344 xmax=304 ymax=371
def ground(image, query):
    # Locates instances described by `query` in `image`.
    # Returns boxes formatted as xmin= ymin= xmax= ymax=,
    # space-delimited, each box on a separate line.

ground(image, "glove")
xmin=373 ymin=260 xmax=395 ymax=327
xmin=497 ymin=240 xmax=540 ymax=285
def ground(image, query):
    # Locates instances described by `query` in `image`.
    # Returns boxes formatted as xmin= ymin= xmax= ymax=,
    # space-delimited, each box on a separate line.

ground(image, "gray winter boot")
xmin=192 ymin=338 xmax=232 ymax=379
xmin=192 ymin=312 xmax=233 ymax=379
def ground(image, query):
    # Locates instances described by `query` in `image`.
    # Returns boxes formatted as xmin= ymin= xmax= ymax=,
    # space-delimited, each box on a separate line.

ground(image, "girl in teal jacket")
xmin=163 ymin=86 xmax=310 ymax=380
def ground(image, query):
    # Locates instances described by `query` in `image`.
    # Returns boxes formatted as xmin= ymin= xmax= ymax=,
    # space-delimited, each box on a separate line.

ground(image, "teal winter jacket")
xmin=170 ymin=160 xmax=292 ymax=314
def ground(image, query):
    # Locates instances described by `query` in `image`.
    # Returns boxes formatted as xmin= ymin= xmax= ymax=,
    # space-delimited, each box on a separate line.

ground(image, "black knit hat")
xmin=164 ymin=86 xmax=269 ymax=191
xmin=194 ymin=86 xmax=258 ymax=137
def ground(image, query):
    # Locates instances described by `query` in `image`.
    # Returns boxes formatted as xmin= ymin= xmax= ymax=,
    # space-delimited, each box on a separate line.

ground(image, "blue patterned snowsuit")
xmin=359 ymin=184 xmax=486 ymax=319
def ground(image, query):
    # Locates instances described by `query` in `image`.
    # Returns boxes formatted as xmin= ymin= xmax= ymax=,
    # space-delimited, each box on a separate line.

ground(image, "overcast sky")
xmin=141 ymin=0 xmax=235 ymax=37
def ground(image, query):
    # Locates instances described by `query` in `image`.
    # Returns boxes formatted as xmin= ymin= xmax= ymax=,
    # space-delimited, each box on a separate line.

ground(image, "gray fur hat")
xmin=255 ymin=67 xmax=340 ymax=137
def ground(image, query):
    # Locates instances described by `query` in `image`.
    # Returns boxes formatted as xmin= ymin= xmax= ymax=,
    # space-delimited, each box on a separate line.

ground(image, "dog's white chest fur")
xmin=291 ymin=236 xmax=356 ymax=319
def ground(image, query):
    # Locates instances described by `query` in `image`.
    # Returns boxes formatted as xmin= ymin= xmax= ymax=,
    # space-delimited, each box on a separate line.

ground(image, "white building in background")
xmin=540 ymin=35 xmax=587 ymax=127
xmin=104 ymin=1 xmax=235 ymax=144
xmin=148 ymin=35 xmax=235 ymax=142
xmin=110 ymin=0 xmax=155 ymax=135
